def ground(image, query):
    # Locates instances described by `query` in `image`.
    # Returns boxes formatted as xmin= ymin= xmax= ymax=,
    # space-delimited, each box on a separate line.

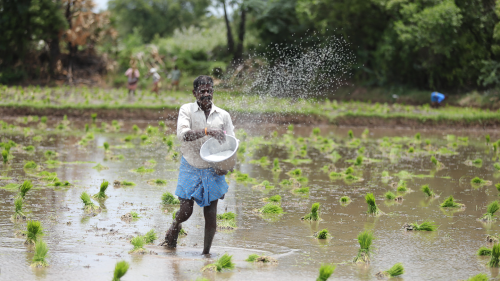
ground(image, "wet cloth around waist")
xmin=175 ymin=156 xmax=228 ymax=207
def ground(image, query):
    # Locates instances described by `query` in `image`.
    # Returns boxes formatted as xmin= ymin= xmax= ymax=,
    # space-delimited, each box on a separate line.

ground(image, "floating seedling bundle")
xmin=12 ymin=197 xmax=26 ymax=221
xmin=479 ymin=201 xmax=500 ymax=222
xmin=402 ymin=220 xmax=438 ymax=231
xmin=31 ymin=240 xmax=49 ymax=267
xmin=421 ymin=184 xmax=438 ymax=197
xmin=477 ymin=246 xmax=492 ymax=256
xmin=365 ymin=193 xmax=383 ymax=216
xmin=245 ymin=254 xmax=278 ymax=264
xmin=471 ymin=177 xmax=492 ymax=187
xmin=440 ymin=196 xmax=465 ymax=208
xmin=314 ymin=229 xmax=331 ymax=239
xmin=489 ymin=243 xmax=500 ymax=267
xmin=93 ymin=181 xmax=109 ymax=199
xmin=24 ymin=220 xmax=44 ymax=245
xmin=80 ymin=192 xmax=101 ymax=213
xmin=112 ymin=261 xmax=130 ymax=281
xmin=302 ymin=203 xmax=320 ymax=221
xmin=202 ymin=253 xmax=235 ymax=272
xmin=162 ymin=192 xmax=180 ymax=204
xmin=129 ymin=235 xmax=147 ymax=254
xmin=217 ymin=212 xmax=237 ymax=230
xmin=264 ymin=195 xmax=282 ymax=203
xmin=375 ymin=263 xmax=404 ymax=278
xmin=316 ymin=264 xmax=336 ymax=281
xmin=353 ymin=230 xmax=374 ymax=263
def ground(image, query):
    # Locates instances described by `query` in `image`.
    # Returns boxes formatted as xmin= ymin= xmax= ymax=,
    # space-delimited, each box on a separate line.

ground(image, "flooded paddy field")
xmin=1 ymin=116 xmax=500 ymax=280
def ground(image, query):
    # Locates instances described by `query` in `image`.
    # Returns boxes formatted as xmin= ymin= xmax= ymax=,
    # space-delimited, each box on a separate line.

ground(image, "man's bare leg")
xmin=164 ymin=198 xmax=193 ymax=248
xmin=202 ymin=199 xmax=218 ymax=254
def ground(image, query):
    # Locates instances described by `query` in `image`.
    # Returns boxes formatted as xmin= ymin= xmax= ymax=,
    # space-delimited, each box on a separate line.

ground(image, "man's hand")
xmin=208 ymin=129 xmax=226 ymax=144
xmin=215 ymin=169 xmax=228 ymax=176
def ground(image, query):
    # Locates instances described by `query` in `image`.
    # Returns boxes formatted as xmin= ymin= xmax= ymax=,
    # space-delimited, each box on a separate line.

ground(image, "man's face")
xmin=193 ymin=84 xmax=214 ymax=108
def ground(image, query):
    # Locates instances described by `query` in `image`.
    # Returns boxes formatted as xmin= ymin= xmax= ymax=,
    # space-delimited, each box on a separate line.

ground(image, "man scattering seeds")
xmin=163 ymin=75 xmax=235 ymax=255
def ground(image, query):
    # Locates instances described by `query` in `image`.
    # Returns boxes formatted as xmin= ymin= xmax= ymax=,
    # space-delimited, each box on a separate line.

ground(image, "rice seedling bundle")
xmin=289 ymin=168 xmax=302 ymax=177
xmin=430 ymin=155 xmax=439 ymax=166
xmin=316 ymin=264 xmax=336 ymax=281
xmin=23 ymin=145 xmax=35 ymax=151
xmin=19 ymin=180 xmax=33 ymax=199
xmin=217 ymin=212 xmax=237 ymax=229
xmin=477 ymin=246 xmax=492 ymax=256
xmin=272 ymin=158 xmax=281 ymax=172
xmin=80 ymin=192 xmax=100 ymax=213
xmin=202 ymin=253 xmax=235 ymax=272
xmin=410 ymin=220 xmax=438 ymax=231
xmin=25 ymin=220 xmax=44 ymax=244
xmin=144 ymin=229 xmax=157 ymax=244
xmin=245 ymin=254 xmax=260 ymax=262
xmin=480 ymin=201 xmax=500 ymax=222
xmin=161 ymin=192 xmax=180 ymax=205
xmin=259 ymin=203 xmax=284 ymax=214
xmin=2 ymin=149 xmax=8 ymax=164
xmin=130 ymin=235 xmax=146 ymax=253
xmin=267 ymin=195 xmax=282 ymax=202
xmin=421 ymin=184 xmax=435 ymax=197
xmin=496 ymin=183 xmax=500 ymax=192
xmin=354 ymin=155 xmax=363 ymax=166
xmin=440 ymin=195 xmax=464 ymax=208
xmin=471 ymin=177 xmax=486 ymax=185
xmin=31 ymin=240 xmax=49 ymax=267
xmin=112 ymin=261 xmax=130 ymax=281
xmin=467 ymin=273 xmax=489 ymax=281
xmin=103 ymin=142 xmax=110 ymax=150
xmin=24 ymin=161 xmax=37 ymax=169
xmin=380 ymin=263 xmax=404 ymax=277
xmin=133 ymin=166 xmax=154 ymax=173
xmin=494 ymin=163 xmax=500 ymax=171
xmin=353 ymin=230 xmax=374 ymax=263
xmin=302 ymin=203 xmax=320 ymax=221
xmin=415 ymin=132 xmax=421 ymax=140
xmin=340 ymin=196 xmax=350 ymax=203
xmin=385 ymin=191 xmax=396 ymax=200
xmin=316 ymin=229 xmax=330 ymax=239
xmin=486 ymin=134 xmax=491 ymax=144
xmin=365 ymin=193 xmax=382 ymax=215
xmin=473 ymin=158 xmax=483 ymax=164
xmin=489 ymin=243 xmax=500 ymax=267
xmin=348 ymin=130 xmax=354 ymax=139
xmin=293 ymin=187 xmax=309 ymax=194
xmin=93 ymin=181 xmax=109 ymax=199
xmin=130 ymin=211 xmax=140 ymax=219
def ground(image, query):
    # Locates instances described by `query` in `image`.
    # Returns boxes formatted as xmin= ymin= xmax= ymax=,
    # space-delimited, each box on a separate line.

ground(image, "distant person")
xmin=149 ymin=68 xmax=161 ymax=96
xmin=431 ymin=92 xmax=446 ymax=108
xmin=170 ymin=65 xmax=181 ymax=91
xmin=125 ymin=61 xmax=140 ymax=95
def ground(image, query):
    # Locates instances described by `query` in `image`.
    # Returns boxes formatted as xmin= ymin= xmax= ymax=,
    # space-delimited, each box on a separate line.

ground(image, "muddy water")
xmin=1 ymin=120 xmax=500 ymax=280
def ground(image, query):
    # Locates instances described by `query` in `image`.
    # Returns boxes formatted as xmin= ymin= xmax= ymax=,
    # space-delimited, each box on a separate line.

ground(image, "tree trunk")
xmin=66 ymin=0 xmax=74 ymax=84
xmin=222 ymin=0 xmax=234 ymax=55
xmin=48 ymin=38 xmax=61 ymax=78
xmin=233 ymin=7 xmax=246 ymax=65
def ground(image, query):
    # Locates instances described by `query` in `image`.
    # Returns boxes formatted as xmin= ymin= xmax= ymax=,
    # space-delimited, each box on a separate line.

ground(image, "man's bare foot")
xmin=162 ymin=224 xmax=182 ymax=248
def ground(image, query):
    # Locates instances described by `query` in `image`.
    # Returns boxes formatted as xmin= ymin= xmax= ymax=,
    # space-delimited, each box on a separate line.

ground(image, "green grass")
xmin=25 ymin=220 xmax=44 ymax=244
xmin=353 ymin=230 xmax=374 ymax=263
xmin=365 ymin=193 xmax=382 ymax=215
xmin=316 ymin=264 xmax=336 ymax=281
xmin=440 ymin=195 xmax=463 ymax=208
xmin=302 ymin=202 xmax=320 ymax=221
xmin=490 ymin=243 xmax=500 ymax=267
xmin=410 ymin=220 xmax=438 ymax=231
xmin=385 ymin=191 xmax=396 ymax=200
xmin=93 ymin=181 xmax=109 ymax=199
xmin=162 ymin=192 xmax=180 ymax=204
xmin=31 ymin=240 xmax=49 ymax=267
xmin=478 ymin=246 xmax=492 ymax=256
xmin=259 ymin=203 xmax=284 ymax=214
xmin=112 ymin=261 xmax=130 ymax=281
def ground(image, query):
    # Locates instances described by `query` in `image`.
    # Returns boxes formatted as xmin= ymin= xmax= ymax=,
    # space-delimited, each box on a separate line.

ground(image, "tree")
xmin=108 ymin=0 xmax=211 ymax=43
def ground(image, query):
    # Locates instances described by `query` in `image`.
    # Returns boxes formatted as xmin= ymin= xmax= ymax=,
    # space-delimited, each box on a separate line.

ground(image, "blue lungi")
xmin=175 ymin=157 xmax=228 ymax=207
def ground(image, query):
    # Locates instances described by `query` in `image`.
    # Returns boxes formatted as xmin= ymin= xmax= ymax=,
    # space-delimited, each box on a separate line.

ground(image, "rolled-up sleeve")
xmin=224 ymin=113 xmax=235 ymax=137
xmin=177 ymin=105 xmax=191 ymax=141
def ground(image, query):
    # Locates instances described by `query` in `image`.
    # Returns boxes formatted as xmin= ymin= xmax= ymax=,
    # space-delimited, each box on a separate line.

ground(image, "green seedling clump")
xmin=472 ymin=158 xmax=483 ymax=165
xmin=130 ymin=211 xmax=140 ymax=219
xmin=25 ymin=220 xmax=44 ymax=245
xmin=421 ymin=184 xmax=435 ymax=197
xmin=103 ymin=142 xmax=110 ymax=150
xmin=340 ymin=196 xmax=350 ymax=203
xmin=245 ymin=254 xmax=260 ymax=262
xmin=2 ymin=149 xmax=8 ymax=164
xmin=354 ymin=155 xmax=363 ymax=166
xmin=385 ymin=191 xmax=396 ymax=200
xmin=31 ymin=240 xmax=49 ymax=267
xmin=217 ymin=212 xmax=237 ymax=229
xmin=13 ymin=197 xmax=25 ymax=220
xmin=409 ymin=220 xmax=438 ymax=231
xmin=467 ymin=273 xmax=489 ymax=281
xmin=19 ymin=180 xmax=33 ymax=199
xmin=129 ymin=235 xmax=146 ymax=253
xmin=471 ymin=177 xmax=486 ymax=185
xmin=353 ymin=230 xmax=374 ymax=263
xmin=92 ymin=163 xmax=109 ymax=171
xmin=293 ymin=186 xmax=309 ymax=195
xmin=132 ymin=166 xmax=154 ymax=173
xmin=23 ymin=161 xmax=37 ymax=169
xmin=23 ymin=145 xmax=35 ymax=151
xmin=315 ymin=229 xmax=330 ymax=239
xmin=144 ymin=229 xmax=157 ymax=244
xmin=494 ymin=163 xmax=500 ymax=171
xmin=486 ymin=134 xmax=491 ymax=144
xmin=203 ymin=253 xmax=235 ymax=272
xmin=266 ymin=195 xmax=282 ymax=203
xmin=162 ymin=192 xmax=180 ymax=204
xmin=120 ymin=180 xmax=136 ymax=186
xmin=302 ymin=203 xmax=320 ymax=221
xmin=378 ymin=263 xmax=404 ymax=278
xmin=93 ymin=181 xmax=109 ymax=199
xmin=490 ymin=243 xmax=500 ymax=267
xmin=112 ymin=261 xmax=130 ymax=281
xmin=440 ymin=195 xmax=464 ymax=208
xmin=272 ymin=158 xmax=281 ymax=173
xmin=80 ymin=192 xmax=100 ymax=213
xmin=316 ymin=264 xmax=336 ymax=281
xmin=365 ymin=193 xmax=382 ymax=216
xmin=148 ymin=178 xmax=168 ymax=186
xmin=259 ymin=203 xmax=284 ymax=214
xmin=348 ymin=130 xmax=354 ymax=139
xmin=288 ymin=168 xmax=302 ymax=177
xmin=478 ymin=246 xmax=492 ymax=256
xmin=480 ymin=201 xmax=500 ymax=222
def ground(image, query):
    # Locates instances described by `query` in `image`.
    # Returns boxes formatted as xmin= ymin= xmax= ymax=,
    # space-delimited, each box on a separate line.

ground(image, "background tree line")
xmin=1 ymin=0 xmax=499 ymax=92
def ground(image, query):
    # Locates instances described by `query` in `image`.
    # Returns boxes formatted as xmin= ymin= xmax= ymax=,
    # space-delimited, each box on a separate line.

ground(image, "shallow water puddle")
xmin=0 ymin=119 xmax=500 ymax=280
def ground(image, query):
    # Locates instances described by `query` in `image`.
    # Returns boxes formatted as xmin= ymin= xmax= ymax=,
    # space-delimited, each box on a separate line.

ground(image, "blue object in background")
xmin=431 ymin=92 xmax=445 ymax=103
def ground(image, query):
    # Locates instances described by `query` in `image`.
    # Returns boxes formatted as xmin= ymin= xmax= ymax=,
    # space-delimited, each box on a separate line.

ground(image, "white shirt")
xmin=177 ymin=102 xmax=235 ymax=169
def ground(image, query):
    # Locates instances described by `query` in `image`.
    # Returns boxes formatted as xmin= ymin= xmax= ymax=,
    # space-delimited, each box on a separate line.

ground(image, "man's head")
xmin=193 ymin=75 xmax=214 ymax=108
